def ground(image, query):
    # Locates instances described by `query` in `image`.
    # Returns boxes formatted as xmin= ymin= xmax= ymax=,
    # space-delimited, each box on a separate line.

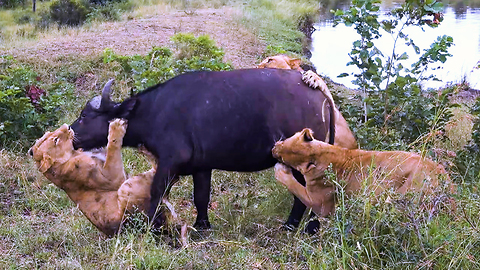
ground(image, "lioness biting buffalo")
xmin=30 ymin=67 xmax=453 ymax=236
xmin=68 ymin=69 xmax=335 ymax=233
xmin=272 ymin=128 xmax=453 ymax=217
xmin=29 ymin=119 xmax=173 ymax=236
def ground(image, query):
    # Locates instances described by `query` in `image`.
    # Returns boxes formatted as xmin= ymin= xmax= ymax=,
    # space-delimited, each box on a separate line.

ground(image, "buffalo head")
xmin=70 ymin=79 xmax=137 ymax=150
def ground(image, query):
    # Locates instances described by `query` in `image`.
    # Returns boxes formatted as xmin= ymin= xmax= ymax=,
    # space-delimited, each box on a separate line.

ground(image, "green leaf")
xmin=334 ymin=9 xmax=344 ymax=16
xmin=398 ymin=52 xmax=409 ymax=60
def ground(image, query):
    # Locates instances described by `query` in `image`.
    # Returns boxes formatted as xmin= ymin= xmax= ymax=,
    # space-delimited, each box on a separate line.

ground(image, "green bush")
xmin=13 ymin=10 xmax=39 ymax=24
xmin=86 ymin=0 xmax=134 ymax=22
xmin=49 ymin=0 xmax=88 ymax=26
xmin=0 ymin=56 xmax=67 ymax=150
xmin=103 ymin=33 xmax=232 ymax=93
xmin=88 ymin=0 xmax=125 ymax=5
xmin=458 ymin=97 xmax=480 ymax=182
xmin=0 ymin=0 xmax=27 ymax=9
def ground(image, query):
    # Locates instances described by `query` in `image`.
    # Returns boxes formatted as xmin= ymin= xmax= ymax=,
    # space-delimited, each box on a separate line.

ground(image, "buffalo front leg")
xmin=148 ymin=167 xmax=178 ymax=229
xmin=280 ymin=166 xmax=320 ymax=234
xmin=284 ymin=168 xmax=307 ymax=229
xmin=193 ymin=170 xmax=212 ymax=229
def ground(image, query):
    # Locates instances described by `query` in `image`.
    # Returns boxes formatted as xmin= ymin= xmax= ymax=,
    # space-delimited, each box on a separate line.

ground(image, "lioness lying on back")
xmin=258 ymin=55 xmax=358 ymax=149
xmin=272 ymin=128 xmax=451 ymax=217
xmin=29 ymin=119 xmax=172 ymax=236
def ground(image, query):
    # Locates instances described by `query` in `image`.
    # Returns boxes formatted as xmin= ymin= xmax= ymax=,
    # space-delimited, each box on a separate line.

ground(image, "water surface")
xmin=311 ymin=1 xmax=480 ymax=89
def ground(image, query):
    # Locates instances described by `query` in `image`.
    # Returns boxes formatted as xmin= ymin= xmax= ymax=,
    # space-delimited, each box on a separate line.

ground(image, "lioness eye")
xmin=54 ymin=137 xmax=59 ymax=145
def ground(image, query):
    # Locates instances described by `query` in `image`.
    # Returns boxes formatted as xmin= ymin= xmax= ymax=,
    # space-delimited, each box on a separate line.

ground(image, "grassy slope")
xmin=1 ymin=0 xmax=480 ymax=269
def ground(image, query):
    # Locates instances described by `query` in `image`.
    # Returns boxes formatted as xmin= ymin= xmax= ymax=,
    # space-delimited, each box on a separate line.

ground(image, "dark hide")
xmin=70 ymin=68 xmax=335 ymax=230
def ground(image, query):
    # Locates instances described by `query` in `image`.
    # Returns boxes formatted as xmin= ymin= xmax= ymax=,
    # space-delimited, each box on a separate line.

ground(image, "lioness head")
xmin=258 ymin=55 xmax=302 ymax=71
xmin=272 ymin=128 xmax=334 ymax=176
xmin=29 ymin=124 xmax=75 ymax=173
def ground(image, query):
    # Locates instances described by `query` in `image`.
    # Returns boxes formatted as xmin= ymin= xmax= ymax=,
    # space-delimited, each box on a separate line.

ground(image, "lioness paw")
xmin=302 ymin=70 xmax=328 ymax=91
xmin=274 ymin=163 xmax=295 ymax=186
xmin=108 ymin=119 xmax=127 ymax=142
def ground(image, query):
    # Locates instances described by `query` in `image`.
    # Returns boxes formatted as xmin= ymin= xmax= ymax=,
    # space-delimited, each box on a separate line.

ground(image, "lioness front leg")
xmin=302 ymin=70 xmax=334 ymax=102
xmin=103 ymin=119 xmax=127 ymax=183
xmin=275 ymin=163 xmax=316 ymax=210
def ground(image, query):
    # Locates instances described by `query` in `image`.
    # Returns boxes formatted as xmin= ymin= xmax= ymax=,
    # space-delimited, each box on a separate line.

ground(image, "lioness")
xmin=258 ymin=55 xmax=358 ymax=149
xmin=29 ymin=119 xmax=165 ymax=236
xmin=272 ymin=128 xmax=451 ymax=217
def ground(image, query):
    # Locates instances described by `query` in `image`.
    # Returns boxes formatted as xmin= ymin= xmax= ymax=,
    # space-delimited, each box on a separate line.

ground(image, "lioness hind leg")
xmin=103 ymin=119 xmax=127 ymax=182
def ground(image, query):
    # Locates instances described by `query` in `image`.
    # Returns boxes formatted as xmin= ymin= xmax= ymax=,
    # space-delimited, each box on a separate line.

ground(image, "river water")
xmin=311 ymin=2 xmax=480 ymax=90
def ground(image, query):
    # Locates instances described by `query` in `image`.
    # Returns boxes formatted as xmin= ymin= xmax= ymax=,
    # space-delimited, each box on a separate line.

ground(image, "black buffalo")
xmin=70 ymin=68 xmax=334 ymax=231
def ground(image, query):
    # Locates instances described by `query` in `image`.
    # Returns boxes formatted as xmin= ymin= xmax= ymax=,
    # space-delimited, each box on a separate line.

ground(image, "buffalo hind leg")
xmin=285 ymin=169 xmax=319 ymax=234
xmin=193 ymin=170 xmax=212 ymax=229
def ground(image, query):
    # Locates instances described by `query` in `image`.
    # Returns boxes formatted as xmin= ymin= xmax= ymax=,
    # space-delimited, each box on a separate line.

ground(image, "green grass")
xmin=2 ymin=149 xmax=479 ymax=268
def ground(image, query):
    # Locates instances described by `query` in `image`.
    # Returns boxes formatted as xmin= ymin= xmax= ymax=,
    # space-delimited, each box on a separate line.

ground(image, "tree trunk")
xmin=33 ymin=0 xmax=36 ymax=12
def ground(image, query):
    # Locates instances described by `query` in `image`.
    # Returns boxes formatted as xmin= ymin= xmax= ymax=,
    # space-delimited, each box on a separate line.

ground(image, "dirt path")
xmin=1 ymin=8 xmax=265 ymax=69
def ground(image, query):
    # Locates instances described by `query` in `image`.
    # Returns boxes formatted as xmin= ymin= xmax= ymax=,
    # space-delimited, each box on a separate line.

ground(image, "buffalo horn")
xmin=101 ymin=79 xmax=115 ymax=102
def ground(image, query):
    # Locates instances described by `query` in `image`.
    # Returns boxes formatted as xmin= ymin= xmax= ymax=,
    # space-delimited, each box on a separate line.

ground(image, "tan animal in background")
xmin=272 ymin=128 xmax=451 ymax=217
xmin=258 ymin=55 xmax=358 ymax=149
xmin=29 ymin=119 xmax=173 ymax=236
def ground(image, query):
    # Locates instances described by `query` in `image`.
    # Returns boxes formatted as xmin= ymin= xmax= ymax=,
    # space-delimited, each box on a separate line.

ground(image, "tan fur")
xmin=258 ymin=55 xmax=358 ymax=149
xmin=272 ymin=128 xmax=451 ymax=217
xmin=30 ymin=120 xmax=159 ymax=236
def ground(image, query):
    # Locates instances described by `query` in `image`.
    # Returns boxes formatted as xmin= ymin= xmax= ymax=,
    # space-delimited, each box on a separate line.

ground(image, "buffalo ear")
xmin=114 ymin=99 xmax=137 ymax=119
xmin=39 ymin=154 xmax=53 ymax=173
xmin=302 ymin=128 xmax=314 ymax=142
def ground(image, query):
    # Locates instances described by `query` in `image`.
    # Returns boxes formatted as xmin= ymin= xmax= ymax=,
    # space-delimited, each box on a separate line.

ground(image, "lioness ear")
xmin=288 ymin=58 xmax=302 ymax=69
xmin=302 ymin=128 xmax=314 ymax=142
xmin=39 ymin=154 xmax=53 ymax=173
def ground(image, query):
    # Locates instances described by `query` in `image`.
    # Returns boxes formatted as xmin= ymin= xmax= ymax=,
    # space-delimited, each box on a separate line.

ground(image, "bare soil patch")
xmin=1 ymin=7 xmax=265 ymax=69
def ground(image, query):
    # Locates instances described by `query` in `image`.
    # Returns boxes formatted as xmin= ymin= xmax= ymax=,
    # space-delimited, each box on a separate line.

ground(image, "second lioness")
xmin=272 ymin=128 xmax=451 ymax=217
xmin=258 ymin=55 xmax=358 ymax=149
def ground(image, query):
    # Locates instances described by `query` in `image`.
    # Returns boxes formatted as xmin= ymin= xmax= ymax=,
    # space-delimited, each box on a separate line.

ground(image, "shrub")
xmin=0 ymin=56 xmax=67 ymax=150
xmin=86 ymin=0 xmax=134 ymax=22
xmin=0 ymin=0 xmax=27 ymax=9
xmin=333 ymin=0 xmax=455 ymax=149
xmin=13 ymin=10 xmax=38 ymax=25
xmin=49 ymin=0 xmax=88 ymax=26
xmin=457 ymin=97 xmax=480 ymax=182
xmin=103 ymin=33 xmax=232 ymax=93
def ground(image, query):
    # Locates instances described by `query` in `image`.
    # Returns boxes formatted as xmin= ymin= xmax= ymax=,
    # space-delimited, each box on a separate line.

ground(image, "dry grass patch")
xmin=1 ymin=6 xmax=264 ymax=69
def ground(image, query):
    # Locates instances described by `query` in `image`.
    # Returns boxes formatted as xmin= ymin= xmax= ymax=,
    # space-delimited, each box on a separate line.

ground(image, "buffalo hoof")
xmin=193 ymin=220 xmax=211 ymax=230
xmin=305 ymin=219 xmax=320 ymax=235
xmin=283 ymin=218 xmax=301 ymax=231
